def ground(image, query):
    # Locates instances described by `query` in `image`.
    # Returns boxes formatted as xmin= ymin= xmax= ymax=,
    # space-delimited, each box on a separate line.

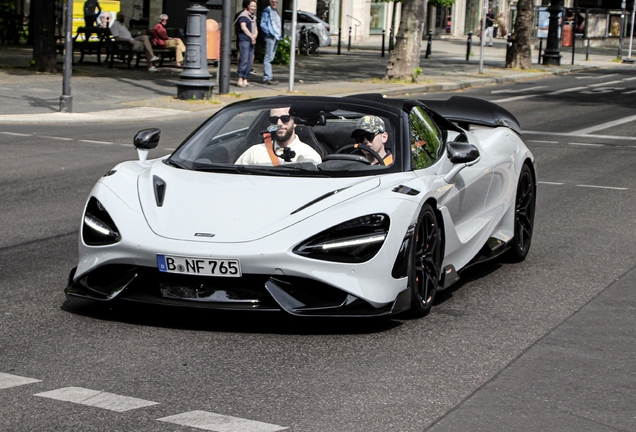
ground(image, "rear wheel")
xmin=307 ymin=34 xmax=319 ymax=54
xmin=505 ymin=164 xmax=536 ymax=262
xmin=408 ymin=203 xmax=443 ymax=317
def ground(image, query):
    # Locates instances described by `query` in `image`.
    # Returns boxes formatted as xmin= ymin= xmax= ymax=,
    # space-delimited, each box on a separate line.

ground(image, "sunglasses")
xmin=269 ymin=115 xmax=292 ymax=124
xmin=354 ymin=131 xmax=380 ymax=144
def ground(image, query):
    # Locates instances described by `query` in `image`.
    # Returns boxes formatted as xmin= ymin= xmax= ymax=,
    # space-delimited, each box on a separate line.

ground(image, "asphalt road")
xmin=1 ymin=69 xmax=635 ymax=431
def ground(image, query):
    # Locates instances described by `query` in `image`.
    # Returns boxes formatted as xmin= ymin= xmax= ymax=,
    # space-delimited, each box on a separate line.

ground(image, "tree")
xmin=385 ymin=0 xmax=454 ymax=80
xmin=505 ymin=0 xmax=533 ymax=68
xmin=30 ymin=0 xmax=57 ymax=72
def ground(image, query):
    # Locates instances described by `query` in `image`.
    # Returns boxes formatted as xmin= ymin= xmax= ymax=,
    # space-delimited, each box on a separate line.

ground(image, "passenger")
xmin=351 ymin=115 xmax=393 ymax=165
xmin=235 ymin=107 xmax=322 ymax=165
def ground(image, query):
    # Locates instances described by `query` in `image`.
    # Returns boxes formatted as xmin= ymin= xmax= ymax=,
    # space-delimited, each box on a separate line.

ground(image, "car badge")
xmin=194 ymin=233 xmax=216 ymax=237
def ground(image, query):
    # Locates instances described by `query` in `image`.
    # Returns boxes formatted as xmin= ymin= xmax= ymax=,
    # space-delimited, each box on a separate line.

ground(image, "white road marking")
xmin=41 ymin=135 xmax=73 ymax=141
xmin=575 ymin=74 xmax=618 ymax=79
xmin=547 ymin=86 xmax=588 ymax=94
xmin=491 ymin=86 xmax=547 ymax=94
xmin=576 ymin=184 xmax=628 ymax=190
xmin=78 ymin=139 xmax=114 ymax=145
xmin=157 ymin=410 xmax=288 ymax=432
xmin=34 ymin=387 xmax=159 ymax=412
xmin=0 ymin=131 xmax=31 ymax=136
xmin=538 ymin=181 xmax=564 ymax=185
xmin=524 ymin=131 xmax=636 ymax=142
xmin=569 ymin=142 xmax=605 ymax=147
xmin=0 ymin=372 xmax=41 ymax=389
xmin=621 ymin=76 xmax=636 ymax=81
xmin=490 ymin=94 xmax=539 ymax=103
xmin=622 ymin=89 xmax=636 ymax=94
xmin=528 ymin=140 xmax=558 ymax=143
xmin=588 ymin=80 xmax=624 ymax=87
xmin=570 ymin=114 xmax=636 ymax=135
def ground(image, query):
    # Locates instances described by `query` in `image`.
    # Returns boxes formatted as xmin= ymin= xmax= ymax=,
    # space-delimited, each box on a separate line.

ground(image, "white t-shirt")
xmin=235 ymin=135 xmax=322 ymax=165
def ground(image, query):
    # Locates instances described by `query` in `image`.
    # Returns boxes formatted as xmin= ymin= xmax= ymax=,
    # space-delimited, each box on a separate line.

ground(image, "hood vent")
xmin=153 ymin=175 xmax=166 ymax=207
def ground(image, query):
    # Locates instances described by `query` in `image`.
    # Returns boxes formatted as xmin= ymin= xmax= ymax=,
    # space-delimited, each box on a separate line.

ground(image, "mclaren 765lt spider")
xmin=66 ymin=94 xmax=536 ymax=318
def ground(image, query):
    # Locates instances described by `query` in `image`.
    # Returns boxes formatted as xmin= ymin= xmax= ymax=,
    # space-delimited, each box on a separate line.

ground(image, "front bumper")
xmin=66 ymin=265 xmax=409 ymax=317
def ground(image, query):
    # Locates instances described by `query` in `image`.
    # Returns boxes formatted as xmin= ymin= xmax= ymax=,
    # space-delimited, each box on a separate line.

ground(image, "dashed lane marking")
xmin=78 ymin=139 xmax=114 ymax=145
xmin=0 ymin=372 xmax=41 ymax=389
xmin=576 ymin=184 xmax=628 ymax=191
xmin=547 ymin=86 xmax=589 ymax=94
xmin=569 ymin=142 xmax=605 ymax=147
xmin=538 ymin=181 xmax=565 ymax=185
xmin=490 ymin=94 xmax=539 ymax=103
xmin=524 ymin=131 xmax=636 ymax=142
xmin=570 ymin=113 xmax=636 ymax=135
xmin=588 ymin=80 xmax=624 ymax=87
xmin=40 ymin=135 xmax=73 ymax=141
xmin=34 ymin=387 xmax=159 ymax=412
xmin=0 ymin=131 xmax=32 ymax=136
xmin=528 ymin=140 xmax=558 ymax=143
xmin=157 ymin=410 xmax=288 ymax=432
xmin=491 ymin=86 xmax=547 ymax=94
xmin=575 ymin=74 xmax=618 ymax=79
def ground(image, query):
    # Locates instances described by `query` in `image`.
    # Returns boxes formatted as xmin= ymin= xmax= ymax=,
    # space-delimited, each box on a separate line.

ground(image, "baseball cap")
xmin=351 ymin=115 xmax=385 ymax=138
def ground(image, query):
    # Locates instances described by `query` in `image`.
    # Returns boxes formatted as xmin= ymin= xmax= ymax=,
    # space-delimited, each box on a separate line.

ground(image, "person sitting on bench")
xmin=151 ymin=14 xmax=186 ymax=67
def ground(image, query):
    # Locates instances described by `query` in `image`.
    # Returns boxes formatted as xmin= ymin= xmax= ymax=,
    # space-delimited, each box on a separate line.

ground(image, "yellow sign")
xmin=72 ymin=0 xmax=120 ymax=35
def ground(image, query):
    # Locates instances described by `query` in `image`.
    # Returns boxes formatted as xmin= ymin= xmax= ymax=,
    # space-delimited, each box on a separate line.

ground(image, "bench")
xmin=109 ymin=28 xmax=181 ymax=69
xmin=73 ymin=27 xmax=111 ymax=64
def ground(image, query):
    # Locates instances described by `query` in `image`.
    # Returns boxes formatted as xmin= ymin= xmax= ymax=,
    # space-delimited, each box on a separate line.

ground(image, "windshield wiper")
xmin=195 ymin=164 xmax=292 ymax=176
xmin=164 ymin=158 xmax=187 ymax=169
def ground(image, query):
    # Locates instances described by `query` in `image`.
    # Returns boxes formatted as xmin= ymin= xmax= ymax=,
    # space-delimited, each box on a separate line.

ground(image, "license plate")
xmin=157 ymin=254 xmax=241 ymax=277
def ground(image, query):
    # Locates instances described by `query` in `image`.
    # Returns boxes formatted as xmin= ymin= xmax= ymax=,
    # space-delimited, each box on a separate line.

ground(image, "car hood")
xmin=137 ymin=163 xmax=380 ymax=243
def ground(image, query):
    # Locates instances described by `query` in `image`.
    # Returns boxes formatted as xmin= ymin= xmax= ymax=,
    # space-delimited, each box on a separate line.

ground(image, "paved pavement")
xmin=0 ymin=37 xmax=624 ymax=123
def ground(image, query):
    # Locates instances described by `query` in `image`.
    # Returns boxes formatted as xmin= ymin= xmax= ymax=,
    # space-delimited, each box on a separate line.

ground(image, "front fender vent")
xmin=154 ymin=175 xmax=166 ymax=207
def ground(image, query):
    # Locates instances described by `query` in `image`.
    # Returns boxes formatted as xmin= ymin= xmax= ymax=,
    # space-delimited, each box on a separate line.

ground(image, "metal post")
xmin=479 ymin=0 xmax=487 ymax=73
xmin=624 ymin=0 xmax=635 ymax=62
xmin=425 ymin=29 xmax=432 ymax=58
xmin=218 ymin=0 xmax=232 ymax=94
xmin=59 ymin=0 xmax=73 ymax=112
xmin=506 ymin=33 xmax=513 ymax=61
xmin=389 ymin=27 xmax=394 ymax=52
xmin=466 ymin=32 xmax=472 ymax=61
xmin=289 ymin=0 xmax=298 ymax=92
xmin=542 ymin=0 xmax=563 ymax=65
xmin=337 ymin=27 xmax=341 ymax=54
xmin=348 ymin=26 xmax=352 ymax=51
xmin=177 ymin=0 xmax=213 ymax=100
xmin=571 ymin=0 xmax=578 ymax=65
xmin=618 ymin=0 xmax=626 ymax=59
xmin=586 ymin=37 xmax=590 ymax=60
xmin=538 ymin=38 xmax=544 ymax=64
xmin=381 ymin=29 xmax=385 ymax=57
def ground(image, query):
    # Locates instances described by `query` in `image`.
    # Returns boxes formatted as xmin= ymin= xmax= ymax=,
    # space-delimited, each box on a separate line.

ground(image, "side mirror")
xmin=444 ymin=142 xmax=481 ymax=183
xmin=134 ymin=128 xmax=161 ymax=150
xmin=447 ymin=141 xmax=480 ymax=164
xmin=133 ymin=128 xmax=160 ymax=163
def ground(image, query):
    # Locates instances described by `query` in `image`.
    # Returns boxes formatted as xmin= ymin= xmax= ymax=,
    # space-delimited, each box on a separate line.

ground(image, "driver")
xmin=351 ymin=115 xmax=393 ymax=165
xmin=235 ymin=107 xmax=322 ymax=165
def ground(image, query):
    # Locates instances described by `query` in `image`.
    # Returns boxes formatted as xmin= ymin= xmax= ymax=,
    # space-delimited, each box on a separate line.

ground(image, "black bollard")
xmin=506 ymin=33 xmax=513 ymax=60
xmin=337 ymin=27 xmax=341 ymax=55
xmin=538 ymin=38 xmax=544 ymax=64
xmin=389 ymin=28 xmax=394 ymax=52
xmin=348 ymin=26 xmax=352 ymax=51
xmin=466 ymin=32 xmax=472 ymax=61
xmin=425 ymin=30 xmax=432 ymax=58
xmin=381 ymin=29 xmax=385 ymax=57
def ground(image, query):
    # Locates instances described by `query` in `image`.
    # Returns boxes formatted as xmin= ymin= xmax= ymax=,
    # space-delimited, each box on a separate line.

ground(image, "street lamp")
xmin=624 ymin=0 xmax=636 ymax=63
xmin=176 ymin=0 xmax=214 ymax=100
xmin=542 ymin=0 xmax=563 ymax=65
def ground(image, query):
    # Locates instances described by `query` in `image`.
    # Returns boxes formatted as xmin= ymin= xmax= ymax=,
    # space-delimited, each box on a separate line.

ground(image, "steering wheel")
xmin=335 ymin=143 xmax=385 ymax=166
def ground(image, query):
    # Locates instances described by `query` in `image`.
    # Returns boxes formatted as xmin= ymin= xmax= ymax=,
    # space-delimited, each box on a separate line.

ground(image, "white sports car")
xmin=66 ymin=94 xmax=536 ymax=318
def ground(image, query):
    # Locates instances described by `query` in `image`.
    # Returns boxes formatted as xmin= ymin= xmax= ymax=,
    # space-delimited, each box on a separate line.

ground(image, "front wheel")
xmin=408 ymin=203 xmax=443 ymax=317
xmin=505 ymin=164 xmax=536 ymax=262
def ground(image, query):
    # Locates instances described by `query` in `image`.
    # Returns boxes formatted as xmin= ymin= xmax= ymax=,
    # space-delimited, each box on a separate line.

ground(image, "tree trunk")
xmin=505 ymin=0 xmax=533 ymax=68
xmin=31 ymin=0 xmax=57 ymax=73
xmin=385 ymin=0 xmax=425 ymax=80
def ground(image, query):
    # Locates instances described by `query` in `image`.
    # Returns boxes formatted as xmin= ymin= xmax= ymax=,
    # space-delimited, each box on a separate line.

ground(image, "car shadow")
xmin=61 ymin=298 xmax=403 ymax=335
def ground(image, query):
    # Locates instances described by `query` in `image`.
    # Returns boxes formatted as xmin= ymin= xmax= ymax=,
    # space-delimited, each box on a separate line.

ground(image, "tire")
xmin=505 ymin=164 xmax=536 ymax=262
xmin=408 ymin=203 xmax=443 ymax=317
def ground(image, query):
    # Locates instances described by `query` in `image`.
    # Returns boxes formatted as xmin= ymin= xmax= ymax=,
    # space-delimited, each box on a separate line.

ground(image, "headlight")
xmin=82 ymin=197 xmax=121 ymax=246
xmin=293 ymin=214 xmax=389 ymax=263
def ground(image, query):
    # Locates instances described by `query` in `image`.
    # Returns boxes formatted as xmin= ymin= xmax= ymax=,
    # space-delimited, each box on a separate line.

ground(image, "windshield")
xmin=168 ymin=99 xmax=401 ymax=177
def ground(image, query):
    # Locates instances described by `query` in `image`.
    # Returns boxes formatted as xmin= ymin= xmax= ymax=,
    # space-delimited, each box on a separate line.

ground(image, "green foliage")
xmin=274 ymin=37 xmax=291 ymax=65
xmin=427 ymin=0 xmax=456 ymax=7
xmin=411 ymin=67 xmax=423 ymax=82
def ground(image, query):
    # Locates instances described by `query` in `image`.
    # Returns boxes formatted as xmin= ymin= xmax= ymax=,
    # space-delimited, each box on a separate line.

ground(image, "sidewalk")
xmin=0 ymin=37 xmax=624 ymax=123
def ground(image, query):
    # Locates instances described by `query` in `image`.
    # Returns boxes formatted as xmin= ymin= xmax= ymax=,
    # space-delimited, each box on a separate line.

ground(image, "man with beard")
xmin=235 ymin=107 xmax=322 ymax=165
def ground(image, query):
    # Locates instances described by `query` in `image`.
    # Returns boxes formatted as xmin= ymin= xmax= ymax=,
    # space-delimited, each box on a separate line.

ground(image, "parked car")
xmin=283 ymin=10 xmax=332 ymax=49
xmin=66 ymin=94 xmax=536 ymax=319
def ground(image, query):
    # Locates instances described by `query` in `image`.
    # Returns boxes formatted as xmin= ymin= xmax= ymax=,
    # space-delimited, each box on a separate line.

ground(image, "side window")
xmin=409 ymin=106 xmax=443 ymax=169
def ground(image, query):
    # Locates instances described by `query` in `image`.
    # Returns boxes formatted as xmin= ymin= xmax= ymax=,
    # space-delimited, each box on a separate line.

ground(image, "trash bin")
xmin=206 ymin=19 xmax=220 ymax=61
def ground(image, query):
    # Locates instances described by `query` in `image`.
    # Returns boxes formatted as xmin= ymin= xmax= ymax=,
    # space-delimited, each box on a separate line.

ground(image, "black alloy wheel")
xmin=505 ymin=163 xmax=536 ymax=262
xmin=409 ymin=203 xmax=443 ymax=317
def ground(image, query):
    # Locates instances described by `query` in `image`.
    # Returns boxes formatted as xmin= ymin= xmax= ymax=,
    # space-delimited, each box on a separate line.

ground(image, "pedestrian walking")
xmin=482 ymin=8 xmax=495 ymax=46
xmin=260 ymin=0 xmax=282 ymax=85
